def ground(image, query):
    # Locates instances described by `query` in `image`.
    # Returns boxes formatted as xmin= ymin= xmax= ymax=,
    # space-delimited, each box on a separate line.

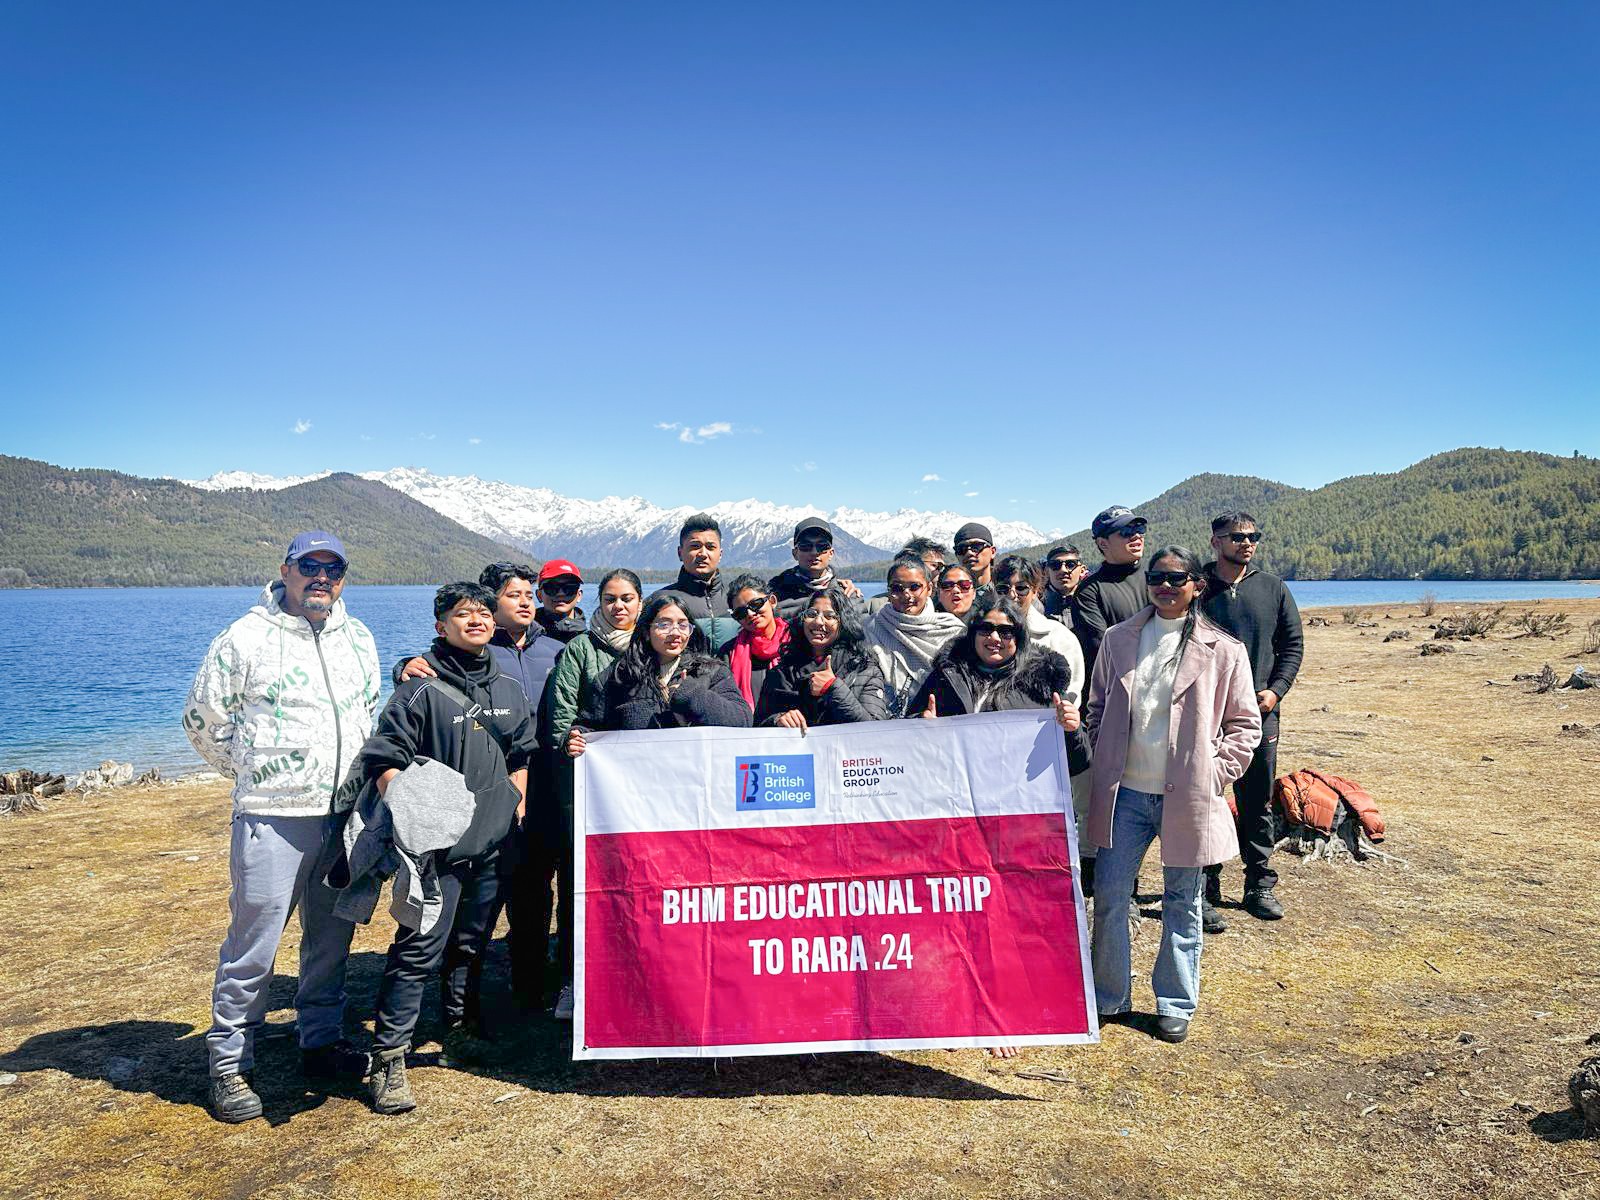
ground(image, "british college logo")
xmin=735 ymin=755 xmax=816 ymax=811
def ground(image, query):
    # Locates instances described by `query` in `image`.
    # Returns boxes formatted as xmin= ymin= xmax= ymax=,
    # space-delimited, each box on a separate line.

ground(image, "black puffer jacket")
xmin=767 ymin=567 xmax=868 ymax=625
xmin=755 ymin=646 xmax=889 ymax=726
xmin=906 ymin=646 xmax=1090 ymax=775
xmin=578 ymin=653 xmax=753 ymax=732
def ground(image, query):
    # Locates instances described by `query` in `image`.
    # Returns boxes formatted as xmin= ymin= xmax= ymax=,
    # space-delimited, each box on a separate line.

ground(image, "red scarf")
xmin=728 ymin=618 xmax=788 ymax=708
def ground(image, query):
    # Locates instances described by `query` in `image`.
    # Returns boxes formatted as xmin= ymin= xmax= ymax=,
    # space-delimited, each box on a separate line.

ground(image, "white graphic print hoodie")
xmin=184 ymin=582 xmax=381 ymax=816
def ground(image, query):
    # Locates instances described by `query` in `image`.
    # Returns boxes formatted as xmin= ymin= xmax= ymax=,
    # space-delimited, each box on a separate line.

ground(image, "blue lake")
xmin=1 ymin=578 xmax=1594 ymax=776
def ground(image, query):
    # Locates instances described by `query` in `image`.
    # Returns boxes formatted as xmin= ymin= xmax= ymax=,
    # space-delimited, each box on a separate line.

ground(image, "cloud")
xmin=802 ymin=461 xmax=817 ymax=472
xmin=291 ymin=419 xmax=312 ymax=435
xmin=657 ymin=420 xmax=735 ymax=445
xmin=964 ymin=491 xmax=980 ymax=498
xmin=922 ymin=473 xmax=942 ymax=483
xmin=359 ymin=434 xmax=373 ymax=442
xmin=468 ymin=437 xmax=482 ymax=445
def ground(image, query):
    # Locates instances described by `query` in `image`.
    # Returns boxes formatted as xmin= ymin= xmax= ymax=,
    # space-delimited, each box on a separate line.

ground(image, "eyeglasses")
xmin=972 ymin=621 xmax=1019 ymax=642
xmin=650 ymin=618 xmax=693 ymax=633
xmin=997 ymin=583 xmax=1033 ymax=598
xmin=1226 ymin=531 xmax=1263 ymax=544
xmin=541 ymin=580 xmax=580 ymax=598
xmin=800 ymin=608 xmax=841 ymax=623
xmin=1047 ymin=558 xmax=1081 ymax=571
xmin=938 ymin=579 xmax=974 ymax=593
xmin=732 ymin=595 xmax=769 ymax=621
xmin=955 ymin=540 xmax=991 ymax=555
xmin=795 ymin=539 xmax=832 ymax=553
xmin=1112 ymin=526 xmax=1146 ymax=540
xmin=293 ymin=558 xmax=346 ymax=580
xmin=1146 ymin=570 xmax=1195 ymax=587
xmin=887 ymin=581 xmax=926 ymax=595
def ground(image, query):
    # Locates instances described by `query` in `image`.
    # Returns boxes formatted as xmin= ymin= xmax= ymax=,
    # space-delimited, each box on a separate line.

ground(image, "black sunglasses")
xmin=1226 ymin=531 xmax=1263 ymax=544
xmin=1146 ymin=570 xmax=1195 ymax=587
xmin=541 ymin=580 xmax=581 ymax=598
xmin=972 ymin=621 xmax=1019 ymax=641
xmin=733 ymin=595 xmax=769 ymax=621
xmin=1112 ymin=525 xmax=1146 ymax=540
xmin=887 ymin=580 xmax=925 ymax=595
xmin=795 ymin=539 xmax=832 ymax=553
xmin=1047 ymin=558 xmax=1081 ymax=571
xmin=293 ymin=558 xmax=346 ymax=580
xmin=955 ymin=540 xmax=991 ymax=555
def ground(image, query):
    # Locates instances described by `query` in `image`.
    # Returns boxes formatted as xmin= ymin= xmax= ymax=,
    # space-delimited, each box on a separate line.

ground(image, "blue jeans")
xmin=1091 ymin=787 xmax=1205 ymax=1020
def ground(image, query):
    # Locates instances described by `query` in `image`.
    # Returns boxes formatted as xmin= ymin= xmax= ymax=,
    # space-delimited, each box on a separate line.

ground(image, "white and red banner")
xmin=573 ymin=709 xmax=1096 ymax=1059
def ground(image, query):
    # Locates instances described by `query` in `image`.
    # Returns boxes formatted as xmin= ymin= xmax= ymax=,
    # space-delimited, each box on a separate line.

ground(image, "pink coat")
xmin=1084 ymin=606 xmax=1262 ymax=868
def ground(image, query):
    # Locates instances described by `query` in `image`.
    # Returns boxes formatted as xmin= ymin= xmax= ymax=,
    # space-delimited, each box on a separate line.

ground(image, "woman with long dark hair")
xmin=934 ymin=562 xmax=979 ymax=618
xmin=720 ymin=573 xmax=788 ymax=713
xmin=568 ymin=593 xmax=751 ymax=750
xmin=1084 ymin=545 xmax=1260 ymax=1044
xmin=756 ymin=585 xmax=887 ymax=728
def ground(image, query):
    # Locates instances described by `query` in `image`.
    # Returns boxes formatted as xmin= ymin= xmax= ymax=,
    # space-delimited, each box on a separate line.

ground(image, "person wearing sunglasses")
xmin=863 ymin=555 xmax=965 ymax=717
xmin=1199 ymin=512 xmax=1304 ymax=924
xmin=1083 ymin=545 xmax=1261 ymax=1045
xmin=567 ymin=594 xmax=752 ymax=748
xmin=933 ymin=562 xmax=979 ymax=617
xmin=1072 ymin=506 xmax=1150 ymax=687
xmin=538 ymin=568 xmax=645 ymax=1021
xmin=534 ymin=559 xmax=587 ymax=644
xmin=184 ymin=530 xmax=381 ymax=1123
xmin=867 ymin=536 xmax=949 ymax=614
xmin=767 ymin=516 xmax=865 ymax=624
xmin=720 ymin=573 xmax=789 ymax=711
xmin=952 ymin=521 xmax=997 ymax=587
xmin=1041 ymin=544 xmax=1087 ymax=627
xmin=755 ymin=586 xmax=888 ymax=729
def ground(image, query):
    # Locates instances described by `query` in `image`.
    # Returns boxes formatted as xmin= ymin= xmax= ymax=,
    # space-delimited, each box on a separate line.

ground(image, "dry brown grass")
xmin=4 ymin=600 xmax=1600 ymax=1200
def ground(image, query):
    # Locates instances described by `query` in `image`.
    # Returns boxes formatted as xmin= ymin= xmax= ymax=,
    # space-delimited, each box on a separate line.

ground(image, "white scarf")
xmin=590 ymin=606 xmax=635 ymax=654
xmin=864 ymin=603 xmax=965 ymax=717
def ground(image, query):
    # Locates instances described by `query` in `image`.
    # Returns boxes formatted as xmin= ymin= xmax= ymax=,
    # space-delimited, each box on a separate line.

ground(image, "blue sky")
xmin=3 ymin=2 xmax=1596 ymax=530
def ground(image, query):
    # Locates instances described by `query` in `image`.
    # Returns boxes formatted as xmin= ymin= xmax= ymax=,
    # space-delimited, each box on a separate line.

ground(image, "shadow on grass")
xmin=1 ymin=945 xmax=1036 ymax=1114
xmin=1528 ymin=1107 xmax=1593 ymax=1144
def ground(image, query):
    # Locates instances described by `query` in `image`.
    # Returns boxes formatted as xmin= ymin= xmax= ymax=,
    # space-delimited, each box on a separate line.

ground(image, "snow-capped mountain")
xmin=184 ymin=467 xmax=1060 ymax=569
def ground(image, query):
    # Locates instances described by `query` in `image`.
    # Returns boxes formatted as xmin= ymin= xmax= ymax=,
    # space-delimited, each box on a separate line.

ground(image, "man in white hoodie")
xmin=183 ymin=531 xmax=381 ymax=1123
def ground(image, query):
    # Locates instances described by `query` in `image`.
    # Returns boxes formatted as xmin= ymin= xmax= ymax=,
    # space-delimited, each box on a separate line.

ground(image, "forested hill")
xmin=0 ymin=456 xmax=529 ymax=587
xmin=1015 ymin=449 xmax=1600 ymax=580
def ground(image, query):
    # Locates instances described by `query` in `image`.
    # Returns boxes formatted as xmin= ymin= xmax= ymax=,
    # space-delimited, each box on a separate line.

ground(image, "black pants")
xmin=505 ymin=808 xmax=574 ymax=997
xmin=373 ymin=849 xmax=499 ymax=1050
xmin=1206 ymin=716 xmax=1280 ymax=892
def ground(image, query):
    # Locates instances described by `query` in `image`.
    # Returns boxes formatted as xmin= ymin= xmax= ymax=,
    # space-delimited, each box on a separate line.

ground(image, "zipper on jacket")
xmin=312 ymin=626 xmax=342 ymax=797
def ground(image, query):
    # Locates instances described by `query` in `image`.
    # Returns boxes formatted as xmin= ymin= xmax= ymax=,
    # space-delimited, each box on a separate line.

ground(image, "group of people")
xmin=184 ymin=501 xmax=1303 ymax=1122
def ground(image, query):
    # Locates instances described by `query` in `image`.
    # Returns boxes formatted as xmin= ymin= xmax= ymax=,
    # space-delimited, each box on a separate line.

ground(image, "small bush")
xmin=1418 ymin=590 xmax=1439 ymax=617
xmin=1435 ymin=610 xmax=1499 ymax=639
xmin=1341 ymin=609 xmax=1360 ymax=625
xmin=1513 ymin=611 xmax=1571 ymax=639
xmin=1581 ymin=618 xmax=1600 ymax=655
xmin=1529 ymin=664 xmax=1559 ymax=694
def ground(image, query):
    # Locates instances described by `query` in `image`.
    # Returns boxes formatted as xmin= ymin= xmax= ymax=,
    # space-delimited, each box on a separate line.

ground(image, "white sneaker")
xmin=552 ymin=984 xmax=574 ymax=1021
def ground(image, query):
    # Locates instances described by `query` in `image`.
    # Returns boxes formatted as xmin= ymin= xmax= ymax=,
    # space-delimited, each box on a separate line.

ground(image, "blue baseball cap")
xmin=284 ymin=530 xmax=348 ymax=565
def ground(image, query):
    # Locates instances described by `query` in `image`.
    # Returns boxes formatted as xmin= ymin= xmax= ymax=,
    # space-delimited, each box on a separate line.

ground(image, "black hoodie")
xmin=1071 ymin=560 xmax=1145 ymax=679
xmin=360 ymin=639 xmax=539 ymax=857
xmin=1201 ymin=563 xmax=1304 ymax=705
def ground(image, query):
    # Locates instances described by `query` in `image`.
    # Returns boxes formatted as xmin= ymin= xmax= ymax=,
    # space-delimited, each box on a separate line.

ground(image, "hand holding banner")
xmin=574 ymin=709 xmax=1097 ymax=1059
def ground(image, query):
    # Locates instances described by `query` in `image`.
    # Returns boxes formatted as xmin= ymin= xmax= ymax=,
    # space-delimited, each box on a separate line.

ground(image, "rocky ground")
xmin=2 ymin=599 xmax=1598 ymax=1200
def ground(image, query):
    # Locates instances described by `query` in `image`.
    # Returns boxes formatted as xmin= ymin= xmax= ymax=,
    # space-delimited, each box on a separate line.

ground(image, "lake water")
xmin=2 ymin=578 xmax=1594 ymax=776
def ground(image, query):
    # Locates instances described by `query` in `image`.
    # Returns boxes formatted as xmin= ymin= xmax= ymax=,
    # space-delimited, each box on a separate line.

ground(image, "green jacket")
xmin=541 ymin=630 xmax=624 ymax=813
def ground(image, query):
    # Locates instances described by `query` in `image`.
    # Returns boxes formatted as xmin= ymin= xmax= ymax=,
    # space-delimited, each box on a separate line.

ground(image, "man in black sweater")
xmin=1072 ymin=506 xmax=1148 ymax=682
xmin=1201 ymin=511 xmax=1305 ymax=921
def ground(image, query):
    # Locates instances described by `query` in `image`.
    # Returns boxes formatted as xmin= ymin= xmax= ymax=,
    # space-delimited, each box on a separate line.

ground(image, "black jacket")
xmin=360 ymin=640 xmax=538 ymax=859
xmin=658 ymin=570 xmax=739 ymax=651
xmin=535 ymin=607 xmax=587 ymax=644
xmin=1041 ymin=585 xmax=1076 ymax=627
xmin=1201 ymin=564 xmax=1304 ymax=703
xmin=578 ymin=653 xmax=754 ymax=732
xmin=907 ymin=646 xmax=1090 ymax=775
xmin=755 ymin=646 xmax=889 ymax=726
xmin=766 ymin=567 xmax=868 ymax=625
xmin=1071 ymin=561 xmax=1145 ymax=679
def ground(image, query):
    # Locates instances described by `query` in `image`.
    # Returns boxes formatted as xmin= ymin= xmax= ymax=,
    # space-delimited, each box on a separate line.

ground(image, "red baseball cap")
xmin=538 ymin=559 xmax=583 ymax=583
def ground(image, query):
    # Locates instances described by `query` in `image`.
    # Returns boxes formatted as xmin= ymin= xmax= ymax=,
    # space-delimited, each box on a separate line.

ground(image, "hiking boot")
xmin=368 ymin=1047 xmax=416 ymax=1115
xmin=1203 ymin=872 xmax=1224 ymax=909
xmin=209 ymin=1072 xmax=262 ymax=1123
xmin=552 ymin=983 xmax=575 ymax=1021
xmin=1243 ymin=888 xmax=1285 ymax=921
xmin=1078 ymin=856 xmax=1096 ymax=899
xmin=1202 ymin=897 xmax=1228 ymax=935
xmin=1153 ymin=1016 xmax=1191 ymax=1044
xmin=301 ymin=1039 xmax=369 ymax=1080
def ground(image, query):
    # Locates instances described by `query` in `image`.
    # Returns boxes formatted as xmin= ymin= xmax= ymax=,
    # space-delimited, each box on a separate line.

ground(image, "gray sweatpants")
xmin=207 ymin=812 xmax=356 ymax=1077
